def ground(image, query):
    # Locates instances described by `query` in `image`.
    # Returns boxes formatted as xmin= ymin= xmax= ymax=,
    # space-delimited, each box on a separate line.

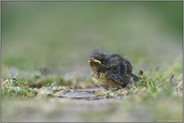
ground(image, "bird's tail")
xmin=130 ymin=73 xmax=139 ymax=82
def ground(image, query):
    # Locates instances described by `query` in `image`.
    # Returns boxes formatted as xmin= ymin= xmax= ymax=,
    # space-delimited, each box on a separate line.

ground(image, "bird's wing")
xmin=122 ymin=59 xmax=133 ymax=74
xmin=129 ymin=73 xmax=139 ymax=82
xmin=106 ymin=72 xmax=131 ymax=85
xmin=105 ymin=55 xmax=122 ymax=67
xmin=105 ymin=65 xmax=139 ymax=84
xmin=104 ymin=53 xmax=138 ymax=84
xmin=105 ymin=54 xmax=133 ymax=74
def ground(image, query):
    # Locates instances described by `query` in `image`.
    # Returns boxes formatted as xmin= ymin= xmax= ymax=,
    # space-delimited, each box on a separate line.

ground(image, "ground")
xmin=1 ymin=55 xmax=183 ymax=122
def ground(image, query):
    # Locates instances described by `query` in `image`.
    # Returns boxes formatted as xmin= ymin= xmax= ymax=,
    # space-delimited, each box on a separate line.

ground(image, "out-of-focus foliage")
xmin=2 ymin=2 xmax=182 ymax=75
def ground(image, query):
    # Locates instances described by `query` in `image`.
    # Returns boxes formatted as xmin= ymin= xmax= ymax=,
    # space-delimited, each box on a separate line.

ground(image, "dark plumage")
xmin=88 ymin=50 xmax=139 ymax=90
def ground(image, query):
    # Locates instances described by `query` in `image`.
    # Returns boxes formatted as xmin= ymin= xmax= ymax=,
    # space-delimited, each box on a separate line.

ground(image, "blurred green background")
xmin=2 ymin=2 xmax=182 ymax=77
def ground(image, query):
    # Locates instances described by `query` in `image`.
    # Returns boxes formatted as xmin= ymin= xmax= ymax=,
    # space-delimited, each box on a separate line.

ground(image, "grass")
xmin=2 ymin=54 xmax=182 ymax=98
xmin=1 ymin=55 xmax=182 ymax=122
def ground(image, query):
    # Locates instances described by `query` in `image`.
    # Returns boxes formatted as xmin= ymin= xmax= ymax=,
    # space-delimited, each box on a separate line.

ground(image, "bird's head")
xmin=88 ymin=50 xmax=106 ymax=71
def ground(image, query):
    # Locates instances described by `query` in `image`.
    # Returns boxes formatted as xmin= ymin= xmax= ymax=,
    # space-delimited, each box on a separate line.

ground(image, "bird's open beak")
xmin=88 ymin=58 xmax=101 ymax=64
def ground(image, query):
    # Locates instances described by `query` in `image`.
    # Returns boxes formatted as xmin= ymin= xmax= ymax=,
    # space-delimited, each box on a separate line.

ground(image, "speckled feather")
xmin=88 ymin=50 xmax=139 ymax=89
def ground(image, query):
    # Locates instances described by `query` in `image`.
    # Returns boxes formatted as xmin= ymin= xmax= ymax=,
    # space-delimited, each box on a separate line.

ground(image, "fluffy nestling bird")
xmin=88 ymin=50 xmax=139 ymax=90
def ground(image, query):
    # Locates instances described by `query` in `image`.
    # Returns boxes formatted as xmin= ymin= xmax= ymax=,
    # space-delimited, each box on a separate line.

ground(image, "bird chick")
xmin=88 ymin=50 xmax=139 ymax=90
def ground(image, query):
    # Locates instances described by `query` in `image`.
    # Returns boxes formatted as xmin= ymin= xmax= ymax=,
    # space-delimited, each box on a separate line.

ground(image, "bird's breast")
xmin=91 ymin=70 xmax=123 ymax=89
